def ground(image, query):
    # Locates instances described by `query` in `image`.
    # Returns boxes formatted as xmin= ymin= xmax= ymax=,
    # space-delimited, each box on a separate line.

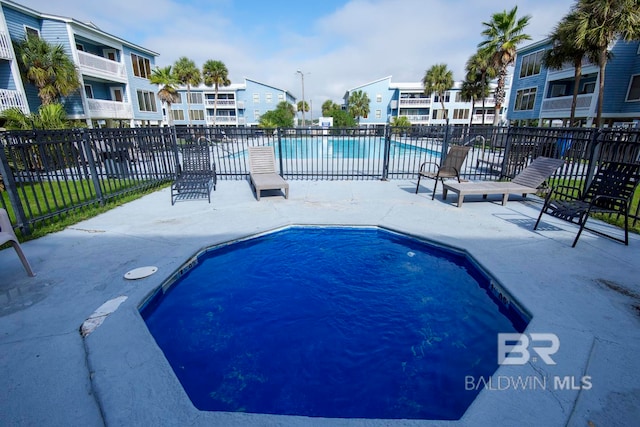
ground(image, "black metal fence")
xmin=2 ymin=125 xmax=639 ymax=235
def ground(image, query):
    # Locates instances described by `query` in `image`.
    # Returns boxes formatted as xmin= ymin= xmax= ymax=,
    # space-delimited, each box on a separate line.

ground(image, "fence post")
xmin=0 ymin=134 xmax=31 ymax=234
xmin=81 ymin=128 xmax=105 ymax=205
xmin=441 ymin=124 xmax=451 ymax=160
xmin=170 ymin=126 xmax=180 ymax=175
xmin=584 ymin=127 xmax=601 ymax=192
xmin=276 ymin=128 xmax=285 ymax=178
xmin=381 ymin=125 xmax=391 ymax=181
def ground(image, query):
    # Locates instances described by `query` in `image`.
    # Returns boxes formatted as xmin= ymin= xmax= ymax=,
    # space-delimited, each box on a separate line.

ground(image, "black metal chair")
xmin=534 ymin=161 xmax=640 ymax=247
xmin=171 ymin=143 xmax=216 ymax=205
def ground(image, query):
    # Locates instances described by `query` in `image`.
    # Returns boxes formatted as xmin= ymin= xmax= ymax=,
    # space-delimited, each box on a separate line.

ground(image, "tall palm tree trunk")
xmin=569 ymin=59 xmax=583 ymax=126
xmin=213 ymin=84 xmax=218 ymax=126
xmin=596 ymin=50 xmax=607 ymax=127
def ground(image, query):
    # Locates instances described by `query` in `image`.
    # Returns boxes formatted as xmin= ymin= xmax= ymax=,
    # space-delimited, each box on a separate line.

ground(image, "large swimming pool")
xmin=140 ymin=226 xmax=528 ymax=420
xmin=230 ymin=137 xmax=440 ymax=159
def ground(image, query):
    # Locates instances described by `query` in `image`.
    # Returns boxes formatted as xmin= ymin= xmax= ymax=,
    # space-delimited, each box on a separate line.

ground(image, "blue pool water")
xmin=231 ymin=138 xmax=440 ymax=159
xmin=141 ymin=227 xmax=528 ymax=420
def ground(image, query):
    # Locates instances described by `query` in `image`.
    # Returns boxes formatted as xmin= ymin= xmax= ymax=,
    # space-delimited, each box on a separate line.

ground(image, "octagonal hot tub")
xmin=139 ymin=226 xmax=529 ymax=420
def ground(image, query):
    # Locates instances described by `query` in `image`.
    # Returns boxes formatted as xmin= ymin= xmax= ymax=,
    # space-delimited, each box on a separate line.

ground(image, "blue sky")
xmin=18 ymin=0 xmax=576 ymax=115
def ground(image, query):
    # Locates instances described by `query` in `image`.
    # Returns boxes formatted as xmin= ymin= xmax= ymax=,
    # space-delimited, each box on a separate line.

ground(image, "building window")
xmin=627 ymin=75 xmax=640 ymax=101
xmin=433 ymin=92 xmax=450 ymax=103
xmin=550 ymin=84 xmax=566 ymax=97
xmin=432 ymin=109 xmax=446 ymax=119
xmin=375 ymin=109 xmax=381 ymax=119
xmin=519 ymin=50 xmax=544 ymax=78
xmin=189 ymin=110 xmax=204 ymax=120
xmin=582 ymin=82 xmax=595 ymax=94
xmin=253 ymin=93 xmax=260 ymax=103
xmin=455 ymin=92 xmax=464 ymax=102
xmin=254 ymin=109 xmax=261 ymax=119
xmin=131 ymin=53 xmax=152 ymax=79
xmin=76 ymin=43 xmax=85 ymax=52
xmin=453 ymin=109 xmax=469 ymax=120
xmin=84 ymin=85 xmax=94 ymax=99
xmin=188 ymin=92 xmax=203 ymax=104
xmin=171 ymin=110 xmax=185 ymax=121
xmin=137 ymin=90 xmax=157 ymax=112
xmin=376 ymin=94 xmax=382 ymax=103
xmin=278 ymin=93 xmax=284 ymax=101
xmin=24 ymin=26 xmax=39 ymax=38
xmin=514 ymin=87 xmax=537 ymax=111
xmin=265 ymin=93 xmax=272 ymax=103
xmin=173 ymin=93 xmax=183 ymax=104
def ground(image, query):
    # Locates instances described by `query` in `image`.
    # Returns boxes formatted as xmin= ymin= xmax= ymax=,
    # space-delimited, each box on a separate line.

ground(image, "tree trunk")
xmin=213 ymin=84 xmax=218 ymax=126
xmin=596 ymin=50 xmax=606 ymax=128
xmin=570 ymin=58 xmax=583 ymax=127
xmin=493 ymin=66 xmax=508 ymax=126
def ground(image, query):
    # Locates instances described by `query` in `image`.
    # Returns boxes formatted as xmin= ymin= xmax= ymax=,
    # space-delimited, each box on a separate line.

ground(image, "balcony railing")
xmin=541 ymin=94 xmax=594 ymax=113
xmin=472 ymin=114 xmax=495 ymax=124
xmin=0 ymin=89 xmax=28 ymax=114
xmin=205 ymin=116 xmax=238 ymax=125
xmin=400 ymin=114 xmax=430 ymax=123
xmin=86 ymin=99 xmax=133 ymax=119
xmin=77 ymin=51 xmax=126 ymax=80
xmin=399 ymin=98 xmax=431 ymax=107
xmin=0 ymin=31 xmax=12 ymax=59
xmin=204 ymin=99 xmax=236 ymax=107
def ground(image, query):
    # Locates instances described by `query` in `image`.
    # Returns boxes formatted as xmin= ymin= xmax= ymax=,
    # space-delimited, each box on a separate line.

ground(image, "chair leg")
xmin=431 ymin=179 xmax=438 ymax=200
xmin=572 ymin=213 xmax=589 ymax=248
xmin=415 ymin=175 xmax=422 ymax=194
xmin=11 ymin=241 xmax=35 ymax=277
xmin=624 ymin=210 xmax=629 ymax=245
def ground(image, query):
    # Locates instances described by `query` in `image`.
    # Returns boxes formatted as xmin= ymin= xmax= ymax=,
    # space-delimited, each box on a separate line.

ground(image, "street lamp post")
xmin=296 ymin=70 xmax=306 ymax=127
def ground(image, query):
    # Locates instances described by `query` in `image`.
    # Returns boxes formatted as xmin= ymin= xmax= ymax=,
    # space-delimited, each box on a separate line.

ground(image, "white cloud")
xmin=16 ymin=0 xmax=576 ymax=112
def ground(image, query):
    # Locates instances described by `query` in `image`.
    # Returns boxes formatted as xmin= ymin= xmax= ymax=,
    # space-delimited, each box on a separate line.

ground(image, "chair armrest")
xmin=550 ymin=184 xmax=582 ymax=200
xmin=0 ymin=208 xmax=16 ymax=236
xmin=418 ymin=161 xmax=440 ymax=173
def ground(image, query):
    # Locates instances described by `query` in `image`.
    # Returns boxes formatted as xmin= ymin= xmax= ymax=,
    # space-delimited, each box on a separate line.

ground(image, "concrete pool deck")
xmin=1 ymin=179 xmax=639 ymax=427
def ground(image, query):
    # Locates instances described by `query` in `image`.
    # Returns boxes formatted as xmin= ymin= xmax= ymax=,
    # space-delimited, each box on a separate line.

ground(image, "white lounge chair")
xmin=442 ymin=157 xmax=565 ymax=208
xmin=248 ymin=146 xmax=289 ymax=201
xmin=0 ymin=208 xmax=35 ymax=276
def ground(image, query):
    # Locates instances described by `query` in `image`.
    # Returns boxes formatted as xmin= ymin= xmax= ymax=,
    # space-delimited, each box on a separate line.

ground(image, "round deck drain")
xmin=124 ymin=266 xmax=158 ymax=280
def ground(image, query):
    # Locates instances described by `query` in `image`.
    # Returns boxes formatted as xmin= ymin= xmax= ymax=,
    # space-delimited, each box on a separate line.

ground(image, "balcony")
xmin=86 ymin=99 xmax=133 ymax=119
xmin=0 ymin=31 xmax=12 ymax=60
xmin=0 ymin=89 xmax=28 ymax=114
xmin=77 ymin=51 xmax=126 ymax=82
xmin=540 ymin=94 xmax=594 ymax=114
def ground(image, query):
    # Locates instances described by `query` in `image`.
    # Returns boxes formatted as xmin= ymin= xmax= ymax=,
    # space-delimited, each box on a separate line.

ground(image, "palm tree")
xmin=296 ymin=100 xmax=309 ymax=124
xmin=466 ymin=50 xmax=496 ymax=124
xmin=542 ymin=10 xmax=600 ymax=127
xmin=14 ymin=34 xmax=81 ymax=106
xmin=348 ymin=90 xmax=370 ymax=124
xmin=573 ymin=0 xmax=640 ymax=127
xmin=173 ymin=57 xmax=201 ymax=126
xmin=478 ymin=6 xmax=531 ymax=125
xmin=321 ymin=100 xmax=340 ymax=116
xmin=150 ymin=65 xmax=179 ymax=126
xmin=422 ymin=63 xmax=454 ymax=124
xmin=202 ymin=60 xmax=230 ymax=126
xmin=2 ymin=104 xmax=69 ymax=130
xmin=460 ymin=72 xmax=490 ymax=126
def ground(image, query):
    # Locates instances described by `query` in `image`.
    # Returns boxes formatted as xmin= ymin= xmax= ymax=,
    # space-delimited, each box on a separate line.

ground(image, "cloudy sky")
xmin=17 ymin=0 xmax=576 ymax=115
